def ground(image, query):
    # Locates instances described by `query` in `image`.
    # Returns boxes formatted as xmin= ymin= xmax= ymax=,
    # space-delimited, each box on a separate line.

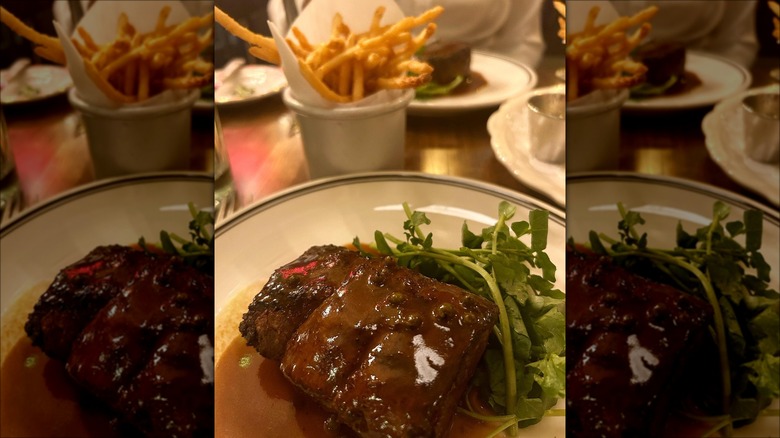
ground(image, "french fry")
xmin=0 ymin=6 xmax=62 ymax=64
xmin=215 ymin=5 xmax=443 ymax=102
xmin=298 ymin=59 xmax=350 ymax=103
xmin=33 ymin=45 xmax=66 ymax=65
xmin=137 ymin=59 xmax=150 ymax=101
xmin=553 ymin=0 xmax=565 ymax=43
xmin=1 ymin=6 xmax=212 ymax=103
xmin=566 ymin=5 xmax=657 ymax=100
xmin=215 ymin=6 xmax=280 ymax=64
xmin=83 ymin=58 xmax=136 ymax=103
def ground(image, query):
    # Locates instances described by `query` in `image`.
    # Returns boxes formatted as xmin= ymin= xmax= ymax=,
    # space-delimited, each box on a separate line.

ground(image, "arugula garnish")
xmin=356 ymin=202 xmax=565 ymax=436
xmin=138 ymin=202 xmax=214 ymax=275
xmin=586 ymin=201 xmax=779 ymax=435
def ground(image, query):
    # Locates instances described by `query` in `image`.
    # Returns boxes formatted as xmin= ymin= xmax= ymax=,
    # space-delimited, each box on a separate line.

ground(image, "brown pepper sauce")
xmin=450 ymin=72 xmax=488 ymax=97
xmin=665 ymin=70 xmax=703 ymax=96
xmin=215 ymin=334 xmax=499 ymax=437
xmin=0 ymin=337 xmax=118 ymax=438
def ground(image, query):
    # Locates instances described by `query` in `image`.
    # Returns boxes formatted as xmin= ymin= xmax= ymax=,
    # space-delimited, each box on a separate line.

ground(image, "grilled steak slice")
xmin=25 ymin=245 xmax=153 ymax=362
xmin=566 ymin=248 xmax=712 ymax=438
xmin=634 ymin=41 xmax=686 ymax=86
xmin=280 ymin=255 xmax=498 ymax=438
xmin=25 ymin=245 xmax=214 ymax=438
xmin=420 ymin=41 xmax=471 ymax=85
xmin=239 ymin=245 xmax=365 ymax=361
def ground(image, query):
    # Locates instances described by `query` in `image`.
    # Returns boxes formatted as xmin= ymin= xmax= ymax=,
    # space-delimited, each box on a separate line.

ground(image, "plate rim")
xmin=407 ymin=50 xmax=538 ymax=115
xmin=0 ymin=171 xmax=212 ymax=237
xmin=622 ymin=51 xmax=751 ymax=112
xmin=216 ymin=171 xmax=565 ymax=235
xmin=567 ymin=171 xmax=780 ymax=225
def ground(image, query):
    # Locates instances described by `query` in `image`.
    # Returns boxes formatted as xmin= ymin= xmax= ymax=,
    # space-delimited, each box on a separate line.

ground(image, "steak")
xmin=243 ymin=246 xmax=499 ymax=437
xmin=239 ymin=245 xmax=365 ymax=361
xmin=419 ymin=41 xmax=472 ymax=85
xmin=25 ymin=245 xmax=214 ymax=438
xmin=634 ymin=41 xmax=686 ymax=86
xmin=566 ymin=247 xmax=712 ymax=438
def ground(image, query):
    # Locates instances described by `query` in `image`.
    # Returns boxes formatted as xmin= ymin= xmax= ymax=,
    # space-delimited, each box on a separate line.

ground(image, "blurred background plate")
xmin=408 ymin=52 xmax=537 ymax=115
xmin=623 ymin=52 xmax=751 ymax=112
xmin=215 ymin=64 xmax=287 ymax=107
xmin=0 ymin=65 xmax=73 ymax=105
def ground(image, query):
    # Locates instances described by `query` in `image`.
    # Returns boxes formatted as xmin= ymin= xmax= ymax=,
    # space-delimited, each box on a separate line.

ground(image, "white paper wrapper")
xmin=568 ymin=89 xmax=625 ymax=108
xmin=271 ymin=0 xmax=409 ymax=109
xmin=56 ymin=0 xmax=195 ymax=108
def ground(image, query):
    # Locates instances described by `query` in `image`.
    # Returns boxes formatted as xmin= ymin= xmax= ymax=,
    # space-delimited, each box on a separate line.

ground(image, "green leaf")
xmin=374 ymin=231 xmax=393 ymax=255
xmin=529 ymin=210 xmax=548 ymax=251
xmin=415 ymin=75 xmax=464 ymax=99
xmin=744 ymin=210 xmax=763 ymax=251
xmin=462 ymin=222 xmax=484 ymax=249
xmin=511 ymin=220 xmax=530 ymax=237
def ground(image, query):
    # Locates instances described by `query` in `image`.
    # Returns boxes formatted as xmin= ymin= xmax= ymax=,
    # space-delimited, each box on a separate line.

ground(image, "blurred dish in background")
xmin=215 ymin=64 xmax=287 ymax=107
xmin=624 ymin=52 xmax=750 ymax=112
xmin=408 ymin=51 xmax=536 ymax=115
xmin=0 ymin=64 xmax=72 ymax=105
xmin=487 ymin=84 xmax=565 ymax=206
xmin=702 ymin=84 xmax=780 ymax=206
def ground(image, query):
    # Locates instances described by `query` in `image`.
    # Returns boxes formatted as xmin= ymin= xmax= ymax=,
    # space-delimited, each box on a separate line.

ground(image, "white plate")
xmin=215 ymin=65 xmax=287 ymax=107
xmin=487 ymin=84 xmax=566 ymax=206
xmin=214 ymin=171 xmax=565 ymax=437
xmin=567 ymin=171 xmax=779 ymax=438
xmin=0 ymin=172 xmax=213 ymax=323
xmin=408 ymin=51 xmax=537 ymax=115
xmin=0 ymin=65 xmax=73 ymax=105
xmin=702 ymin=84 xmax=780 ymax=207
xmin=624 ymin=52 xmax=751 ymax=112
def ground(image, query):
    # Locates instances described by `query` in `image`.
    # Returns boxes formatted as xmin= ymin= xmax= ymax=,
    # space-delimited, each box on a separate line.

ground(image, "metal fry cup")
xmin=527 ymin=92 xmax=566 ymax=164
xmin=741 ymin=92 xmax=780 ymax=164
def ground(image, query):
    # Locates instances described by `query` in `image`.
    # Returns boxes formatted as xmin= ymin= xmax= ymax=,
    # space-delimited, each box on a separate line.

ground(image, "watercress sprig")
xmin=138 ymin=202 xmax=214 ymax=275
xmin=356 ymin=201 xmax=565 ymax=436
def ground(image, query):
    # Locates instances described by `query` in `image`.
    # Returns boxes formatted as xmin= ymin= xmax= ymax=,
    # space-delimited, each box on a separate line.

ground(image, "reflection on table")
xmin=1 ymin=94 xmax=214 ymax=217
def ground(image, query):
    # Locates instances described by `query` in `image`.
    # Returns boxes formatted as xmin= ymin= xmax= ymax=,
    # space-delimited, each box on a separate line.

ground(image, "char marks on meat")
xmin=239 ymin=245 xmax=365 ymax=361
xmin=242 ymin=245 xmax=499 ymax=438
xmin=566 ymin=247 xmax=712 ymax=438
xmin=25 ymin=245 xmax=214 ymax=438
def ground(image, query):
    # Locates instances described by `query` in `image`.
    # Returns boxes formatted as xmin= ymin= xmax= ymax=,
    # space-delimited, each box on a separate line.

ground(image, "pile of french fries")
xmin=215 ymin=6 xmax=442 ymax=103
xmin=0 ymin=6 xmax=213 ymax=103
xmin=566 ymin=5 xmax=658 ymax=101
xmin=770 ymin=0 xmax=779 ymax=43
xmin=553 ymin=0 xmax=565 ymax=43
